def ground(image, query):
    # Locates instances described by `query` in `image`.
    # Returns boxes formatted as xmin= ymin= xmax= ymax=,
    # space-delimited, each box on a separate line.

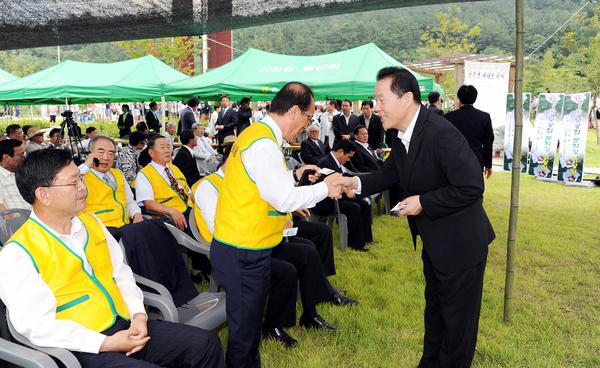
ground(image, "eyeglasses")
xmin=46 ymin=177 xmax=85 ymax=188
xmin=300 ymin=110 xmax=314 ymax=125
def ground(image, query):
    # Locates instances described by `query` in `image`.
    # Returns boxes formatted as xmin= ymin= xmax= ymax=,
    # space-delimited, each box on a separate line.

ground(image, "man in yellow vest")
xmin=210 ymin=82 xmax=343 ymax=368
xmin=0 ymin=148 xmax=224 ymax=367
xmin=80 ymin=136 xmax=143 ymax=234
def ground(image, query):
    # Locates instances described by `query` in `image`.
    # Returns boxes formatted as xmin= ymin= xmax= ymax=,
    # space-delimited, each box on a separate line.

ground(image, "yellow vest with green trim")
xmin=83 ymin=168 xmax=129 ymax=228
xmin=192 ymin=172 xmax=224 ymax=243
xmin=137 ymin=162 xmax=193 ymax=213
xmin=213 ymin=122 xmax=287 ymax=249
xmin=4 ymin=212 xmax=130 ymax=332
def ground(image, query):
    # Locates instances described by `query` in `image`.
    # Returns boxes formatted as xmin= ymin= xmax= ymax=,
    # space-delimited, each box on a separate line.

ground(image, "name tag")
xmin=283 ymin=227 xmax=298 ymax=237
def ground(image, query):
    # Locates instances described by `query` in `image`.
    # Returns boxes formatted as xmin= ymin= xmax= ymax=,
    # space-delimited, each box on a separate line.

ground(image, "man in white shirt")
xmin=163 ymin=122 xmax=177 ymax=149
xmin=0 ymin=148 xmax=224 ymax=367
xmin=24 ymin=127 xmax=48 ymax=155
xmin=0 ymin=139 xmax=30 ymax=211
xmin=319 ymin=99 xmax=339 ymax=148
xmin=81 ymin=126 xmax=98 ymax=153
xmin=192 ymin=123 xmax=221 ymax=176
xmin=208 ymin=106 xmax=221 ymax=137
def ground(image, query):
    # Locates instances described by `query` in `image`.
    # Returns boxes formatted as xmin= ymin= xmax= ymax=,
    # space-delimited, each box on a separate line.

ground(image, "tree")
xmin=115 ymin=37 xmax=198 ymax=75
xmin=419 ymin=6 xmax=481 ymax=58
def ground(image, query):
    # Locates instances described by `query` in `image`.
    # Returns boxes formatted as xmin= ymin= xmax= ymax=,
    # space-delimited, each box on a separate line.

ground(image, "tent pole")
xmin=161 ymin=95 xmax=167 ymax=135
xmin=504 ymin=0 xmax=524 ymax=323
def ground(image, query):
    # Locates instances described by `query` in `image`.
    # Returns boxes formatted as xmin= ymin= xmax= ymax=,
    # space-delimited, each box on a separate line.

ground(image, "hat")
xmin=25 ymin=127 xmax=49 ymax=140
xmin=222 ymin=135 xmax=236 ymax=145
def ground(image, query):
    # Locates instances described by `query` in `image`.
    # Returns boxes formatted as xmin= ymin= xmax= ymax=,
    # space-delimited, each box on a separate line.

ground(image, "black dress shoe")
xmin=331 ymin=291 xmax=358 ymax=306
xmin=299 ymin=314 xmax=337 ymax=331
xmin=262 ymin=327 xmax=298 ymax=348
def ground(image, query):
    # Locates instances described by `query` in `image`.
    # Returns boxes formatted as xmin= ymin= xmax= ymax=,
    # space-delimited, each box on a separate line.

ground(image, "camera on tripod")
xmin=60 ymin=110 xmax=81 ymax=138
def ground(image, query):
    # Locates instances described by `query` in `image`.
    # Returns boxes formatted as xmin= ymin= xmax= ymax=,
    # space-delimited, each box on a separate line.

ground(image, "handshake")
xmin=295 ymin=165 xmax=359 ymax=199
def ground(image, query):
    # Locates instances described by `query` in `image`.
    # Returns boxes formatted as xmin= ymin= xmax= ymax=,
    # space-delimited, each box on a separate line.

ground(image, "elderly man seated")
xmin=0 ymin=148 xmax=224 ymax=368
xmin=24 ymin=127 xmax=48 ymax=154
xmin=300 ymin=124 xmax=328 ymax=165
xmin=79 ymin=136 xmax=143 ymax=235
xmin=192 ymin=123 xmax=221 ymax=176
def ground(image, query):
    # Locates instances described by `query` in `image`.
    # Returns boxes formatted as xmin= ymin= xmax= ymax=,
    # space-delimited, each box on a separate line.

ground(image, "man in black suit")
xmin=172 ymin=129 xmax=201 ymax=186
xmin=300 ymin=124 xmax=328 ymax=165
xmin=336 ymin=67 xmax=495 ymax=368
xmin=215 ymin=95 xmax=238 ymax=146
xmin=332 ymin=99 xmax=359 ymax=147
xmin=427 ymin=91 xmax=445 ymax=117
xmin=178 ymin=96 xmax=199 ymax=136
xmin=350 ymin=125 xmax=383 ymax=173
xmin=236 ymin=97 xmax=252 ymax=134
xmin=314 ymin=140 xmax=373 ymax=252
xmin=358 ymin=100 xmax=385 ymax=150
xmin=145 ymin=101 xmax=161 ymax=132
xmin=445 ymin=85 xmax=495 ymax=179
xmin=117 ymin=104 xmax=134 ymax=138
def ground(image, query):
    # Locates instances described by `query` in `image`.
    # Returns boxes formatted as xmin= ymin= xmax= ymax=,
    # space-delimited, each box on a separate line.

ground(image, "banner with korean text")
xmin=529 ymin=93 xmax=565 ymax=178
xmin=557 ymin=92 xmax=591 ymax=182
xmin=504 ymin=93 xmax=532 ymax=173
xmin=464 ymin=61 xmax=511 ymax=129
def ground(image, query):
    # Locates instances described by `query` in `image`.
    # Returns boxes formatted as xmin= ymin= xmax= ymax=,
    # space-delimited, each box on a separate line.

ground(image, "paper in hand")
xmin=390 ymin=202 xmax=407 ymax=214
xmin=283 ymin=227 xmax=298 ymax=237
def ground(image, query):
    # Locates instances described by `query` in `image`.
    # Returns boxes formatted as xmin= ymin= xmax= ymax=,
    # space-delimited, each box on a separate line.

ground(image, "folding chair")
xmin=310 ymin=199 xmax=348 ymax=251
xmin=0 ymin=209 xmax=31 ymax=245
xmin=187 ymin=211 xmax=219 ymax=292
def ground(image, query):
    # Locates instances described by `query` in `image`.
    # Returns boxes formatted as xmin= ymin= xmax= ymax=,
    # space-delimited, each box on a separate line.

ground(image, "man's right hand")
xmin=99 ymin=329 xmax=151 ymax=355
xmin=169 ymin=209 xmax=187 ymax=230
xmin=83 ymin=153 xmax=97 ymax=169
xmin=324 ymin=173 xmax=343 ymax=199
xmin=332 ymin=175 xmax=359 ymax=191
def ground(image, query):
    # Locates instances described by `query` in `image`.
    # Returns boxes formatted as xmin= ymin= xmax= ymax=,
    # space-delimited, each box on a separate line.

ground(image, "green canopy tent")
xmin=164 ymin=43 xmax=442 ymax=101
xmin=0 ymin=55 xmax=189 ymax=105
xmin=0 ymin=68 xmax=18 ymax=85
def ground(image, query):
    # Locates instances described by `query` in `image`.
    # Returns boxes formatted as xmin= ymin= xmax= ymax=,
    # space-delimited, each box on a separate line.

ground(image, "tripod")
xmin=58 ymin=110 xmax=86 ymax=165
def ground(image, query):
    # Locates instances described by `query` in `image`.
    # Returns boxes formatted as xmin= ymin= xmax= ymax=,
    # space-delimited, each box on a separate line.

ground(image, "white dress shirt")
xmin=0 ymin=212 xmax=145 ymax=353
xmin=208 ymin=111 xmax=219 ymax=135
xmin=242 ymin=115 xmax=328 ymax=212
xmin=135 ymin=161 xmax=189 ymax=206
xmin=193 ymin=136 xmax=220 ymax=176
xmin=319 ymin=110 xmax=339 ymax=148
xmin=356 ymin=140 xmax=377 ymax=157
xmin=0 ymin=165 xmax=31 ymax=210
xmin=163 ymin=132 xmax=175 ymax=149
xmin=79 ymin=165 xmax=142 ymax=219
xmin=194 ymin=168 xmax=224 ymax=235
xmin=329 ymin=152 xmax=350 ymax=174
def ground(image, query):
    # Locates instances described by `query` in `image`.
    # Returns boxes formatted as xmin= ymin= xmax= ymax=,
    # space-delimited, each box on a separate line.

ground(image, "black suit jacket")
xmin=351 ymin=141 xmax=382 ymax=173
xmin=360 ymin=105 xmax=495 ymax=273
xmin=314 ymin=153 xmax=359 ymax=214
xmin=428 ymin=105 xmax=445 ymax=117
xmin=216 ymin=107 xmax=238 ymax=140
xmin=178 ymin=107 xmax=196 ymax=135
xmin=117 ymin=112 xmax=134 ymax=138
xmin=172 ymin=146 xmax=201 ymax=186
xmin=332 ymin=113 xmax=360 ymax=146
xmin=236 ymin=108 xmax=252 ymax=135
xmin=145 ymin=110 xmax=161 ymax=132
xmin=300 ymin=138 xmax=328 ymax=165
xmin=358 ymin=113 xmax=385 ymax=150
xmin=444 ymin=105 xmax=494 ymax=169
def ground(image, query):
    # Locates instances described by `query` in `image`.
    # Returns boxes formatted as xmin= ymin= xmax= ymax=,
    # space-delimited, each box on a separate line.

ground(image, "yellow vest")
xmin=213 ymin=122 xmax=287 ymax=250
xmin=83 ymin=168 xmax=129 ymax=228
xmin=137 ymin=163 xmax=193 ymax=213
xmin=4 ymin=212 xmax=130 ymax=332
xmin=192 ymin=172 xmax=224 ymax=243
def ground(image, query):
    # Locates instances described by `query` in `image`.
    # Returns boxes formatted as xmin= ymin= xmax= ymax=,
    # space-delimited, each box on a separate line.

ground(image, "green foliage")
xmin=0 ymin=119 xmax=120 ymax=139
xmin=419 ymin=6 xmax=481 ymax=57
xmin=115 ymin=37 xmax=198 ymax=76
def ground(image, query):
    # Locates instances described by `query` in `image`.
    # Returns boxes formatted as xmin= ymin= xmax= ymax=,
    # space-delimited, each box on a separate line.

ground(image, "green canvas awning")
xmin=0 ymin=56 xmax=189 ymax=105
xmin=164 ymin=43 xmax=442 ymax=101
xmin=0 ymin=68 xmax=18 ymax=85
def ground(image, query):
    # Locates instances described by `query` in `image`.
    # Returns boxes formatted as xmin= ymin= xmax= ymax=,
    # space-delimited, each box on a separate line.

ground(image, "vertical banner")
xmin=504 ymin=93 xmax=532 ymax=173
xmin=464 ymin=61 xmax=511 ymax=128
xmin=557 ymin=92 xmax=591 ymax=182
xmin=529 ymin=93 xmax=565 ymax=178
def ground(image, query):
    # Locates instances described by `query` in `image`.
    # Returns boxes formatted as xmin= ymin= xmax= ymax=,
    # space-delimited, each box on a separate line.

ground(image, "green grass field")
xmin=254 ymin=171 xmax=600 ymax=367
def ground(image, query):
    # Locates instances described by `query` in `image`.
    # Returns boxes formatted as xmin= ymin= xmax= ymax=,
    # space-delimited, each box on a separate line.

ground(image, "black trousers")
xmin=418 ymin=248 xmax=487 ymax=368
xmin=272 ymin=239 xmax=332 ymax=311
xmin=72 ymin=318 xmax=223 ymax=368
xmin=295 ymin=219 xmax=336 ymax=276
xmin=264 ymin=258 xmax=298 ymax=329
xmin=210 ymin=240 xmax=271 ymax=368
xmin=313 ymin=198 xmax=372 ymax=250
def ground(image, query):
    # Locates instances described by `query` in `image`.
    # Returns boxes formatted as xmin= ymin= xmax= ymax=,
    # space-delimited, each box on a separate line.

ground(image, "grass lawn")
xmin=249 ymin=171 xmax=600 ymax=367
xmin=585 ymin=129 xmax=600 ymax=169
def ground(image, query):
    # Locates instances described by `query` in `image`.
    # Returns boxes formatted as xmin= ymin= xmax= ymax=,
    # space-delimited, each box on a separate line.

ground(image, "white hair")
xmin=166 ymin=122 xmax=176 ymax=128
xmin=307 ymin=124 xmax=320 ymax=133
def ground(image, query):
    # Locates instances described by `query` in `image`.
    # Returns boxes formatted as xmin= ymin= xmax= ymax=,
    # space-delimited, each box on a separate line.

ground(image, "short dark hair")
xmin=129 ymin=131 xmax=147 ymax=146
xmin=428 ymin=91 xmax=441 ymax=104
xmin=0 ymin=139 xmax=21 ymax=159
xmin=353 ymin=124 xmax=367 ymax=137
xmin=122 ymin=104 xmax=129 ymax=110
xmin=136 ymin=122 xmax=148 ymax=132
xmin=187 ymin=96 xmax=200 ymax=108
xmin=270 ymin=82 xmax=314 ymax=115
xmin=376 ymin=67 xmax=422 ymax=103
xmin=85 ymin=126 xmax=97 ymax=135
xmin=361 ymin=100 xmax=374 ymax=108
xmin=147 ymin=134 xmax=167 ymax=150
xmin=49 ymin=128 xmax=61 ymax=137
xmin=6 ymin=124 xmax=21 ymax=137
xmin=342 ymin=99 xmax=352 ymax=106
xmin=240 ymin=97 xmax=251 ymax=105
xmin=22 ymin=125 xmax=34 ymax=136
xmin=149 ymin=101 xmax=157 ymax=109
xmin=16 ymin=148 xmax=73 ymax=204
xmin=332 ymin=139 xmax=357 ymax=154
xmin=327 ymin=99 xmax=338 ymax=109
xmin=457 ymin=85 xmax=478 ymax=104
xmin=222 ymin=143 xmax=233 ymax=163
xmin=220 ymin=95 xmax=230 ymax=101
xmin=180 ymin=129 xmax=195 ymax=145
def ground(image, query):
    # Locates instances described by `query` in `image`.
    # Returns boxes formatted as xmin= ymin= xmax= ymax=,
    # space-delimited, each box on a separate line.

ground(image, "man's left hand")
xmin=132 ymin=214 xmax=144 ymax=223
xmin=484 ymin=167 xmax=493 ymax=179
xmin=398 ymin=195 xmax=423 ymax=216
xmin=129 ymin=313 xmax=148 ymax=341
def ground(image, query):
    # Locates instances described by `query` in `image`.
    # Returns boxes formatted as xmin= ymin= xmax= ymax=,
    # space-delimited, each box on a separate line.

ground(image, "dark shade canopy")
xmin=0 ymin=0 xmax=487 ymax=50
